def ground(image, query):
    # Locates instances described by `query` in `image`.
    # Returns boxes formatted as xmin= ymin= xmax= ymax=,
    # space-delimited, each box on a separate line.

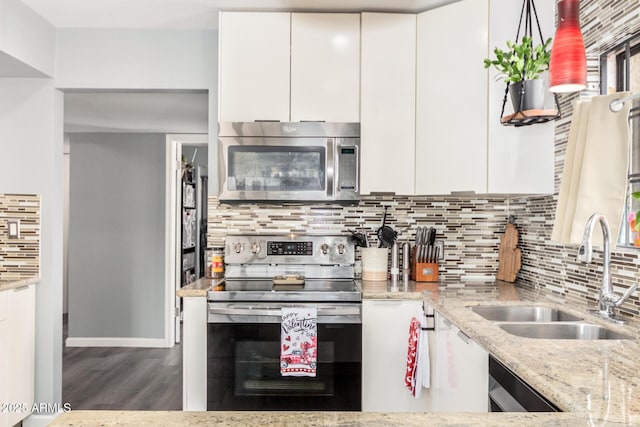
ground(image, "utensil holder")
xmin=415 ymin=262 xmax=439 ymax=282
xmin=361 ymin=247 xmax=389 ymax=281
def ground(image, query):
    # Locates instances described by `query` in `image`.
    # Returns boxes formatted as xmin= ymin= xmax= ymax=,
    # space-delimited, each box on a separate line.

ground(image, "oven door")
xmin=207 ymin=302 xmax=362 ymax=411
xmin=218 ymin=137 xmax=333 ymax=202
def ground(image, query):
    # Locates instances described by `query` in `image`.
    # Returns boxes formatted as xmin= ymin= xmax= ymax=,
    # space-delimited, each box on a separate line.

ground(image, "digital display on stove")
xmin=267 ymin=241 xmax=313 ymax=256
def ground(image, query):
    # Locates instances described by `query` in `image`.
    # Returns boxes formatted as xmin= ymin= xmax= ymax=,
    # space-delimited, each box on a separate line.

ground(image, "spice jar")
xmin=206 ymin=247 xmax=225 ymax=279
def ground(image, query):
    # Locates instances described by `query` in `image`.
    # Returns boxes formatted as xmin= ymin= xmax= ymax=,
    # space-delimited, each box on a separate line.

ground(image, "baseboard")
xmin=65 ymin=337 xmax=168 ymax=348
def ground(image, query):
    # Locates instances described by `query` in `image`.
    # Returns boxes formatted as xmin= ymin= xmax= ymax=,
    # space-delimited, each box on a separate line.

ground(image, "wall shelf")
xmin=501 ymin=109 xmax=559 ymax=127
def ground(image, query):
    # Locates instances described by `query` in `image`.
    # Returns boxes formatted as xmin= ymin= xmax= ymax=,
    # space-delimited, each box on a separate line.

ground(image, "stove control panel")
xmin=225 ymin=234 xmax=354 ymax=265
xmin=267 ymin=241 xmax=313 ymax=256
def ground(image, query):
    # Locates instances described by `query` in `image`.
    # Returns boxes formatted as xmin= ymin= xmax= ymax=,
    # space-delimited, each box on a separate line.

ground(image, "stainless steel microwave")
xmin=218 ymin=122 xmax=360 ymax=203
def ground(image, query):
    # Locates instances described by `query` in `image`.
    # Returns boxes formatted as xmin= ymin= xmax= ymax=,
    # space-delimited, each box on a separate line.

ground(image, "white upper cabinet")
xmin=218 ymin=12 xmax=291 ymax=122
xmin=290 ymin=13 xmax=360 ymax=122
xmin=361 ymin=13 xmax=416 ymax=195
xmin=416 ymin=0 xmax=489 ymax=195
xmin=486 ymin=0 xmax=555 ymax=194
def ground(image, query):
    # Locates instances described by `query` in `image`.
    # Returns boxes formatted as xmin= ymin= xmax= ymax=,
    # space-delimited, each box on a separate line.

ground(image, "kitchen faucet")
xmin=577 ymin=213 xmax=638 ymax=323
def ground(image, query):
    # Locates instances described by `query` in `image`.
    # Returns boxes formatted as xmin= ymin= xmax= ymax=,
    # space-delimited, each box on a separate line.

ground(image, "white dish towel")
xmin=552 ymin=93 xmax=632 ymax=246
xmin=280 ymin=306 xmax=317 ymax=377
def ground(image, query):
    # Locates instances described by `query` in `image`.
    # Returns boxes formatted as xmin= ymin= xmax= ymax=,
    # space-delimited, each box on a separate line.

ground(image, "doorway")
xmin=166 ymin=134 xmax=208 ymax=344
xmin=62 ymin=90 xmax=208 ymax=409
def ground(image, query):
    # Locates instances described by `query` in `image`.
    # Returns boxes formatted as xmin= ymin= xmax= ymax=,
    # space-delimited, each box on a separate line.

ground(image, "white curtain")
xmin=552 ymin=92 xmax=632 ymax=247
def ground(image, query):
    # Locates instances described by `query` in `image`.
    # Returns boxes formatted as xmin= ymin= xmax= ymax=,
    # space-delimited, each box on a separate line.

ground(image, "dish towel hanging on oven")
xmin=405 ymin=306 xmax=430 ymax=398
xmin=281 ymin=306 xmax=317 ymax=377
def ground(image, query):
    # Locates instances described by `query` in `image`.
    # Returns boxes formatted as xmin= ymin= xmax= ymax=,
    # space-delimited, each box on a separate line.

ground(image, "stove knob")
xmin=337 ymin=243 xmax=346 ymax=255
xmin=251 ymin=242 xmax=261 ymax=254
xmin=233 ymin=242 xmax=244 ymax=254
xmin=320 ymin=243 xmax=329 ymax=255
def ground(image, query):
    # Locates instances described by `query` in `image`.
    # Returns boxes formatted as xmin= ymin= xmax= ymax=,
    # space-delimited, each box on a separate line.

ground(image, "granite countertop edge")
xmin=0 ymin=276 xmax=40 ymax=292
xmin=176 ymin=277 xmax=223 ymax=297
xmin=50 ymin=410 xmax=598 ymax=426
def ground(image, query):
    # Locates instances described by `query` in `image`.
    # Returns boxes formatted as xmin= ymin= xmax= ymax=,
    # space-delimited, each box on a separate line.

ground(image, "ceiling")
xmin=21 ymin=0 xmax=459 ymax=29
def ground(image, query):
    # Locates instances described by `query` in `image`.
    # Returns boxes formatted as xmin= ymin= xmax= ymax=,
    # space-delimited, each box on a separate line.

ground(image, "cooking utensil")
xmin=377 ymin=206 xmax=397 ymax=248
xmin=348 ymin=229 xmax=369 ymax=248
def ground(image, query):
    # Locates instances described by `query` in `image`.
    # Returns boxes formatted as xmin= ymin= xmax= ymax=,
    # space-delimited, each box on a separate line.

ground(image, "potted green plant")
xmin=483 ymin=36 xmax=552 ymax=112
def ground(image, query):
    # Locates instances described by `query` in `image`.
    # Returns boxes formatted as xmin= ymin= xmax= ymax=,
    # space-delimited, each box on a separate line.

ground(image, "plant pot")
xmin=509 ymin=79 xmax=545 ymax=112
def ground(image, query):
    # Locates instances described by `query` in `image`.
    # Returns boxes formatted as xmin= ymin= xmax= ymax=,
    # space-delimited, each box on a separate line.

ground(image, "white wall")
xmin=55 ymin=29 xmax=216 ymax=90
xmin=0 ymin=0 xmax=55 ymax=76
xmin=55 ymin=28 xmax=219 ymax=192
xmin=67 ymin=133 xmax=166 ymax=342
xmin=0 ymin=78 xmax=64 ymax=415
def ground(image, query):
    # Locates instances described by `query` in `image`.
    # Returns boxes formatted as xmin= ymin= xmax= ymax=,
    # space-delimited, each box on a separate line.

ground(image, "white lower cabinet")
xmin=362 ymin=300 xmax=434 ymax=412
xmin=362 ymin=299 xmax=488 ymax=412
xmin=0 ymin=290 xmax=8 ymax=427
xmin=1 ymin=284 xmax=35 ymax=427
xmin=431 ymin=310 xmax=489 ymax=412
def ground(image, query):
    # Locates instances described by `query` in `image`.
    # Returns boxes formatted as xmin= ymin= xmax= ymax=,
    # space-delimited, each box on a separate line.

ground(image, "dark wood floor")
xmin=62 ymin=315 xmax=183 ymax=410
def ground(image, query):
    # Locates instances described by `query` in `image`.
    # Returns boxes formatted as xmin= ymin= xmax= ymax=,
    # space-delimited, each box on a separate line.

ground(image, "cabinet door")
xmin=362 ymin=300 xmax=432 ymax=412
xmin=219 ymin=12 xmax=291 ymax=122
xmin=416 ymin=0 xmax=489 ymax=194
xmin=361 ymin=13 xmax=416 ymax=195
xmin=291 ymin=13 xmax=360 ymax=122
xmin=432 ymin=311 xmax=488 ymax=412
xmin=6 ymin=285 xmax=35 ymax=426
xmin=486 ymin=0 xmax=555 ymax=194
xmin=0 ymin=290 xmax=8 ymax=427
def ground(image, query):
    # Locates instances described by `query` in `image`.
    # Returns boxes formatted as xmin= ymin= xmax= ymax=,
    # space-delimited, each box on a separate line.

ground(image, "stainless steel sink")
xmin=470 ymin=305 xmax=583 ymax=322
xmin=497 ymin=322 xmax=633 ymax=340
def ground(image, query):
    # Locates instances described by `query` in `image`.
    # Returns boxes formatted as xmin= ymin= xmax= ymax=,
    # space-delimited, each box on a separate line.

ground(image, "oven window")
xmin=227 ymin=146 xmax=325 ymax=191
xmin=207 ymin=323 xmax=361 ymax=411
xmin=235 ymin=341 xmax=334 ymax=396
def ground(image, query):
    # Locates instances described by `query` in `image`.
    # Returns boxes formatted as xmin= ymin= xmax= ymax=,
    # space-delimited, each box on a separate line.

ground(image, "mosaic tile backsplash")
xmin=208 ymin=195 xmax=515 ymax=283
xmin=0 ymin=194 xmax=40 ymax=281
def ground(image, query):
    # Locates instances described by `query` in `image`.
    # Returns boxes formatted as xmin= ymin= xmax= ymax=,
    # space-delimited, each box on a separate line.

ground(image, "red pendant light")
xmin=549 ymin=0 xmax=586 ymax=93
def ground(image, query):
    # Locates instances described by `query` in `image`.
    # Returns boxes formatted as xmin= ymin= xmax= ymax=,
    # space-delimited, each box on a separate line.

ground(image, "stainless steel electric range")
xmin=206 ymin=234 xmax=362 ymax=411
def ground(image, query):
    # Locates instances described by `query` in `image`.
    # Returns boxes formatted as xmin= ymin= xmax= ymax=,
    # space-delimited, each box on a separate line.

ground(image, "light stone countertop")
xmin=361 ymin=279 xmax=640 ymax=425
xmin=176 ymin=277 xmax=224 ymax=297
xmin=49 ymin=410 xmax=601 ymax=426
xmin=0 ymin=276 xmax=40 ymax=292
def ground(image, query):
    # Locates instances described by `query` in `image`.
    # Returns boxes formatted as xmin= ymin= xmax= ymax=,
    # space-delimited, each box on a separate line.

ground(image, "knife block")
xmin=411 ymin=246 xmax=439 ymax=282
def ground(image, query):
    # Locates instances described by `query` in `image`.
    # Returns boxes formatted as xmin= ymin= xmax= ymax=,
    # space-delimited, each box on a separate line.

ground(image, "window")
xmin=601 ymin=34 xmax=640 ymax=247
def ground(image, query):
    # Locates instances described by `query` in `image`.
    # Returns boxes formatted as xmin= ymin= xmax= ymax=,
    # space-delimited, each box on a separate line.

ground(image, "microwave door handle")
xmin=327 ymin=138 xmax=334 ymax=198
xmin=353 ymin=144 xmax=359 ymax=193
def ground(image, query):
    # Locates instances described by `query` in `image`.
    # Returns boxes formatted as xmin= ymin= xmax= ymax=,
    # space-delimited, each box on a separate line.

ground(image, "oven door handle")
xmin=207 ymin=303 xmax=362 ymax=324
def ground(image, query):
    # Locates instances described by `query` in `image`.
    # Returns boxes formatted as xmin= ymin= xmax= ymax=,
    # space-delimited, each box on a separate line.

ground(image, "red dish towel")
xmin=281 ymin=306 xmax=317 ymax=377
xmin=405 ymin=317 xmax=421 ymax=396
